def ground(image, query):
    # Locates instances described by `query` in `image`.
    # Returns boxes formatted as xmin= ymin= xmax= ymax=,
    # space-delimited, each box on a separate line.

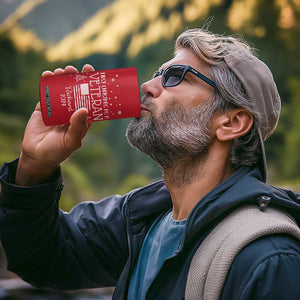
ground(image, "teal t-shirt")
xmin=127 ymin=210 xmax=187 ymax=300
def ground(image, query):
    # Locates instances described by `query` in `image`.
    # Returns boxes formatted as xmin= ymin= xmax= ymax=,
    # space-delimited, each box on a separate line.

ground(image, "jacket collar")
xmin=126 ymin=166 xmax=300 ymax=241
xmin=126 ymin=180 xmax=172 ymax=235
xmin=185 ymin=166 xmax=300 ymax=243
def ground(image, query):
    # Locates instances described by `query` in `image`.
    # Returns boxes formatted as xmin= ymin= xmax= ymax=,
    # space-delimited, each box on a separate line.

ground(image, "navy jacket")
xmin=1 ymin=159 xmax=300 ymax=299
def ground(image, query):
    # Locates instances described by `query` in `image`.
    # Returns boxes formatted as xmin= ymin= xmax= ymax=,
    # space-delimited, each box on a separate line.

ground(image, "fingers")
xmin=82 ymin=121 xmax=93 ymax=140
xmin=53 ymin=68 xmax=64 ymax=75
xmin=41 ymin=68 xmax=66 ymax=78
xmin=64 ymin=65 xmax=79 ymax=74
xmin=35 ymin=102 xmax=41 ymax=111
xmin=82 ymin=64 xmax=95 ymax=73
xmin=41 ymin=70 xmax=53 ymax=78
xmin=41 ymin=64 xmax=95 ymax=78
xmin=64 ymin=108 xmax=90 ymax=151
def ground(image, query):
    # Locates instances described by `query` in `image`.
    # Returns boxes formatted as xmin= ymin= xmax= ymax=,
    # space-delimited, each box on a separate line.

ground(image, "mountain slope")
xmin=0 ymin=0 xmax=299 ymax=61
xmin=19 ymin=0 xmax=114 ymax=42
xmin=0 ymin=0 xmax=47 ymax=34
xmin=0 ymin=0 xmax=114 ymax=51
xmin=45 ymin=0 xmax=223 ymax=61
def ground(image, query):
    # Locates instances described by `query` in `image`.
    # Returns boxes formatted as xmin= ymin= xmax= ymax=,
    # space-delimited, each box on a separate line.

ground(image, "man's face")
xmin=140 ymin=47 xmax=214 ymax=116
xmin=126 ymin=48 xmax=216 ymax=169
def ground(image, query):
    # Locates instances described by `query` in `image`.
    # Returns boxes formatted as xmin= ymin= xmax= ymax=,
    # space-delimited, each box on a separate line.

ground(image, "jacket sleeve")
xmin=221 ymin=234 xmax=300 ymax=300
xmin=0 ymin=159 xmax=129 ymax=290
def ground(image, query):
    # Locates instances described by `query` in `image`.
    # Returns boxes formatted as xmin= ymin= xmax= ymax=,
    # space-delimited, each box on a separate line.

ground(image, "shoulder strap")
xmin=185 ymin=205 xmax=300 ymax=300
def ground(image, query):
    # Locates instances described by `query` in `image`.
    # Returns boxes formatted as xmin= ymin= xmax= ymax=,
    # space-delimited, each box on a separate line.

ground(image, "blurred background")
xmin=0 ymin=0 xmax=299 ymax=298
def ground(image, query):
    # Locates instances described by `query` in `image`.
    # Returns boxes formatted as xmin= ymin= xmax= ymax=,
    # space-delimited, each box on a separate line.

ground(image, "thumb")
xmin=64 ymin=108 xmax=89 ymax=152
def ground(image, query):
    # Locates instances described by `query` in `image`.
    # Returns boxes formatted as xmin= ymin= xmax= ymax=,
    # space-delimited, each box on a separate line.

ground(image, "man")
xmin=1 ymin=28 xmax=300 ymax=299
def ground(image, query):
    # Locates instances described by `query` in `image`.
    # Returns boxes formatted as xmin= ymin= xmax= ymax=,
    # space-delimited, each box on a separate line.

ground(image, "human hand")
xmin=16 ymin=64 xmax=95 ymax=186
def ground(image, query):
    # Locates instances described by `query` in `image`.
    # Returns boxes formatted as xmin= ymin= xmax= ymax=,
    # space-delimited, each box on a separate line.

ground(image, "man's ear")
xmin=214 ymin=109 xmax=253 ymax=142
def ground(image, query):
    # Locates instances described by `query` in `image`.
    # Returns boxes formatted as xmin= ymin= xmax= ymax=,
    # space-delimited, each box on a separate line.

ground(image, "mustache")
xmin=141 ymin=95 xmax=156 ymax=111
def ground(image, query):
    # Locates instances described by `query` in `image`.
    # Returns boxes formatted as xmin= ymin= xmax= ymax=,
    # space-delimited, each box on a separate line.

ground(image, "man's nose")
xmin=141 ymin=76 xmax=163 ymax=98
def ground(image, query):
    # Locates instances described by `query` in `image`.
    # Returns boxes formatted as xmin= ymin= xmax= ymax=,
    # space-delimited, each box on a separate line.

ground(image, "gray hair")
xmin=175 ymin=28 xmax=261 ymax=169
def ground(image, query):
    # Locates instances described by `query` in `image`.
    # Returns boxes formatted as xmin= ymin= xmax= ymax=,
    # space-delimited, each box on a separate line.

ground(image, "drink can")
xmin=40 ymin=67 xmax=141 ymax=125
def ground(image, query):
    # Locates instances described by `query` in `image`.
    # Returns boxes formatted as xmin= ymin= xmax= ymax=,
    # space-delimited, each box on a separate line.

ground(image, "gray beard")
xmin=126 ymin=98 xmax=214 ymax=181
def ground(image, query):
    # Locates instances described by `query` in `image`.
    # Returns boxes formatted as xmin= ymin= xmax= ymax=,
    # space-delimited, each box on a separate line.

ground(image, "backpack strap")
xmin=185 ymin=205 xmax=300 ymax=300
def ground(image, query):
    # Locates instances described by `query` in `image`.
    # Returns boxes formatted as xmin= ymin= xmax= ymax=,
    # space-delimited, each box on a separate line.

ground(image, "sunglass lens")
xmin=163 ymin=66 xmax=185 ymax=87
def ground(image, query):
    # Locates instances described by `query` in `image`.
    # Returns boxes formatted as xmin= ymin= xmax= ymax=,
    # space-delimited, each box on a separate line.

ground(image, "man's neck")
xmin=163 ymin=142 xmax=234 ymax=220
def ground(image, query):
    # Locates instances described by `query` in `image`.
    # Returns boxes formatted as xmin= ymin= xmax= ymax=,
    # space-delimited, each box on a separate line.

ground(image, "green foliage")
xmin=1 ymin=0 xmax=300 ymax=205
xmin=0 ymin=36 xmax=50 ymax=118
xmin=59 ymin=161 xmax=96 ymax=211
xmin=117 ymin=173 xmax=152 ymax=195
xmin=281 ymin=77 xmax=300 ymax=179
xmin=0 ymin=112 xmax=25 ymax=166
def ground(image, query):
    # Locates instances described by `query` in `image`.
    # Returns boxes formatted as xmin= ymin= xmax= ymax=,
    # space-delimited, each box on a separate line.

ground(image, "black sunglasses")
xmin=152 ymin=64 xmax=216 ymax=89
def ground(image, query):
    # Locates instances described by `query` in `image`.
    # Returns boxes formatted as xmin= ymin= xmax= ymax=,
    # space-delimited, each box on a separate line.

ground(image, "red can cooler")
xmin=40 ymin=67 xmax=141 ymax=126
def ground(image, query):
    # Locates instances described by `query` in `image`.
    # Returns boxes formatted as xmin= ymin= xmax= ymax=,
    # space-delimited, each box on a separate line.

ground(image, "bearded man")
xmin=1 ymin=28 xmax=300 ymax=300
